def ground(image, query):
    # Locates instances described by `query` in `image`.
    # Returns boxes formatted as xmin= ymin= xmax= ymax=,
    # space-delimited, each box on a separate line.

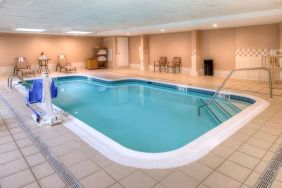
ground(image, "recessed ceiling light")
xmin=15 ymin=28 xmax=46 ymax=32
xmin=212 ymin=24 xmax=218 ymax=27
xmin=161 ymin=29 xmax=165 ymax=32
xmin=66 ymin=31 xmax=92 ymax=34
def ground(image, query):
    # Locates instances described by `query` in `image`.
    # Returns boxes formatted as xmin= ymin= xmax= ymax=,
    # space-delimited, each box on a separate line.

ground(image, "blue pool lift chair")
xmin=27 ymin=79 xmax=58 ymax=122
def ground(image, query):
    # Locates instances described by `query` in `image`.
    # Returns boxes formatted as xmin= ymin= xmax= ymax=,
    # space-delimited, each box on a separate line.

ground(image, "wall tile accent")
xmin=235 ymin=49 xmax=268 ymax=81
xmin=191 ymin=49 xmax=200 ymax=56
xmin=235 ymin=49 xmax=282 ymax=81
xmin=235 ymin=49 xmax=270 ymax=57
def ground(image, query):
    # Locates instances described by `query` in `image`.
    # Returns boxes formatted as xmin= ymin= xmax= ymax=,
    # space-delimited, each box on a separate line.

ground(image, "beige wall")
xmin=129 ymin=36 xmax=141 ymax=65
xmin=235 ymin=24 xmax=279 ymax=49
xmin=1 ymin=23 xmax=281 ymax=72
xmin=199 ymin=24 xmax=279 ymax=71
xmin=149 ymin=32 xmax=191 ymax=67
xmin=127 ymin=23 xmax=280 ymax=72
xmin=0 ymin=34 xmax=102 ymax=67
xmin=200 ymin=28 xmax=236 ymax=71
xmin=280 ymin=23 xmax=282 ymax=49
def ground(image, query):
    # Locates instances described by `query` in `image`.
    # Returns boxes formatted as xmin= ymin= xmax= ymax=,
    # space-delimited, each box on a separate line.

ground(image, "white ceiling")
xmin=0 ymin=0 xmax=282 ymax=36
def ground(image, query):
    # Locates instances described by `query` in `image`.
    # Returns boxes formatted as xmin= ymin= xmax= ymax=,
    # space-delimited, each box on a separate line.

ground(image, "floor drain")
xmin=256 ymin=144 xmax=282 ymax=188
xmin=0 ymin=95 xmax=84 ymax=188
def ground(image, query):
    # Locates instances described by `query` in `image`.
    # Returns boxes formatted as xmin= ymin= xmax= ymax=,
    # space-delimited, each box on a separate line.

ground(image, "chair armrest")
xmin=154 ymin=61 xmax=160 ymax=65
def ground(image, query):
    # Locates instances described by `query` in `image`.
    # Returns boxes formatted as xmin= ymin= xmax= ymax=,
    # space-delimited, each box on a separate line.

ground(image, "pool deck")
xmin=0 ymin=69 xmax=282 ymax=188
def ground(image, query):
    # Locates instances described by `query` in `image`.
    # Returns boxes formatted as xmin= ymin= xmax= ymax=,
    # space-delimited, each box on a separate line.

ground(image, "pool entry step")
xmin=200 ymin=99 xmax=241 ymax=123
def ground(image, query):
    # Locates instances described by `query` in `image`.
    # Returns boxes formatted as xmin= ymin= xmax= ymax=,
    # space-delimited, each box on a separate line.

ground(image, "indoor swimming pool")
xmin=22 ymin=75 xmax=267 ymax=168
xmin=52 ymin=76 xmax=251 ymax=153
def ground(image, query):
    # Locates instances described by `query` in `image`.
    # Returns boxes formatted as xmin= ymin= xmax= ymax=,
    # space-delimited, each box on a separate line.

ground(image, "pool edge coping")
xmin=14 ymin=74 xmax=270 ymax=169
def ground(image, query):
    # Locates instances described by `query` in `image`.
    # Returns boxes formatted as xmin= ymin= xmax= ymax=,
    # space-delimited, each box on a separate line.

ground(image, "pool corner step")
xmin=208 ymin=101 xmax=231 ymax=123
xmin=199 ymin=99 xmax=234 ymax=124
xmin=214 ymin=100 xmax=241 ymax=116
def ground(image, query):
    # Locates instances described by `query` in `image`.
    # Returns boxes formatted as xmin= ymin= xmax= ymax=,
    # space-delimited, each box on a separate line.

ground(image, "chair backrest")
xmin=58 ymin=54 xmax=68 ymax=66
xmin=173 ymin=57 xmax=181 ymax=66
xmin=159 ymin=57 xmax=167 ymax=65
xmin=15 ymin=57 xmax=28 ymax=69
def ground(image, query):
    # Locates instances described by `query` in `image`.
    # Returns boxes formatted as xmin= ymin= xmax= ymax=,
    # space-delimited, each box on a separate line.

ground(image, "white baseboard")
xmin=181 ymin=68 xmax=191 ymax=74
xmin=114 ymin=65 xmax=130 ymax=69
xmin=71 ymin=62 xmax=85 ymax=69
xmin=129 ymin=64 xmax=140 ymax=69
xmin=148 ymin=65 xmax=191 ymax=73
xmin=213 ymin=70 xmax=230 ymax=78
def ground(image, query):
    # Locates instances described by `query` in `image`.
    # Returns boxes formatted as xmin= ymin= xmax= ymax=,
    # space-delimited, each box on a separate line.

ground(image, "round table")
xmin=37 ymin=58 xmax=51 ymax=73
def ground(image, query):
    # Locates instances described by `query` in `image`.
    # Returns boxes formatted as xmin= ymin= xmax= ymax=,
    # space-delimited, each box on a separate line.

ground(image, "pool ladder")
xmin=198 ymin=67 xmax=273 ymax=116
xmin=7 ymin=72 xmax=29 ymax=89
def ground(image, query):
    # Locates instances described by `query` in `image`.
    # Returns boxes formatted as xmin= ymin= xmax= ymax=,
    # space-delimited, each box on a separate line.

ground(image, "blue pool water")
xmin=51 ymin=77 xmax=252 ymax=153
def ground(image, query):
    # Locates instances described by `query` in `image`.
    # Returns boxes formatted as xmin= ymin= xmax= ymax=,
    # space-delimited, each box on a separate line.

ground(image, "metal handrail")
xmin=7 ymin=72 xmax=29 ymax=89
xmin=198 ymin=67 xmax=273 ymax=116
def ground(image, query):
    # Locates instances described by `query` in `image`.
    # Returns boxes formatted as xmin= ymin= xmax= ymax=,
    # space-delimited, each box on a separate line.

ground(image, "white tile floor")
xmin=0 ymin=69 xmax=282 ymax=188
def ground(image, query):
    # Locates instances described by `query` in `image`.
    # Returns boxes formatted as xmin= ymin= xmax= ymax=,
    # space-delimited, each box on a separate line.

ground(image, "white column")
xmin=280 ymin=23 xmax=282 ymax=50
xmin=139 ymin=35 xmax=149 ymax=71
xmin=191 ymin=31 xmax=201 ymax=76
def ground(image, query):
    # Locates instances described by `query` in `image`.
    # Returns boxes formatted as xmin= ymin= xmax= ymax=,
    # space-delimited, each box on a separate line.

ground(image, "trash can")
xmin=204 ymin=59 xmax=213 ymax=76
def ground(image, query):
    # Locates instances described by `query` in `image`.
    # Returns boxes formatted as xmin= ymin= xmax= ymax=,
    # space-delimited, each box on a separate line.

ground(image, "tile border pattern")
xmin=235 ymin=49 xmax=270 ymax=57
xmin=51 ymin=75 xmax=256 ymax=104
xmin=256 ymin=144 xmax=282 ymax=187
